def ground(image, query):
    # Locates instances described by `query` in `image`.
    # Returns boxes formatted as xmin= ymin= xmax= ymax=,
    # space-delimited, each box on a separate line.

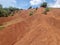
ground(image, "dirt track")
xmin=0 ymin=8 xmax=60 ymax=45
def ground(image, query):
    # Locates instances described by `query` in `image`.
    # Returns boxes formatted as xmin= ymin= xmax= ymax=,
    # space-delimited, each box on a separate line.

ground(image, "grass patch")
xmin=0 ymin=26 xmax=5 ymax=30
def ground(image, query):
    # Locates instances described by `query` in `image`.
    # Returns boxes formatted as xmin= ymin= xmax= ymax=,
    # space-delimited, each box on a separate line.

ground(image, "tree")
xmin=8 ymin=7 xmax=19 ymax=13
xmin=0 ymin=4 xmax=20 ymax=17
xmin=0 ymin=4 xmax=2 ymax=9
xmin=40 ymin=2 xmax=47 ymax=8
xmin=28 ymin=6 xmax=32 ymax=9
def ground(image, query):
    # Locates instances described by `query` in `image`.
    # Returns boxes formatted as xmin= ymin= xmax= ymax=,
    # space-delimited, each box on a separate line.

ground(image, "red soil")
xmin=0 ymin=8 xmax=60 ymax=45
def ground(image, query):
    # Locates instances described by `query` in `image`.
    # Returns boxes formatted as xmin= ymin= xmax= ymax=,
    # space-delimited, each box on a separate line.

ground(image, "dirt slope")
xmin=0 ymin=8 xmax=60 ymax=45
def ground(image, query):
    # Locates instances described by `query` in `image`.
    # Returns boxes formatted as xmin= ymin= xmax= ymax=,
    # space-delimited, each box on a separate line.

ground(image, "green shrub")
xmin=45 ymin=8 xmax=50 ymax=12
xmin=0 ymin=9 xmax=9 ymax=17
xmin=29 ymin=11 xmax=33 ymax=16
xmin=42 ymin=8 xmax=50 ymax=15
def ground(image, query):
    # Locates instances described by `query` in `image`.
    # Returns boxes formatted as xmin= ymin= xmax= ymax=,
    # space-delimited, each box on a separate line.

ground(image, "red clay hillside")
xmin=0 ymin=7 xmax=60 ymax=45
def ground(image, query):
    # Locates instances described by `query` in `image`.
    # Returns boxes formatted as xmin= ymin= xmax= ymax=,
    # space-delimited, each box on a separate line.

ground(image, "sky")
xmin=0 ymin=0 xmax=60 ymax=9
